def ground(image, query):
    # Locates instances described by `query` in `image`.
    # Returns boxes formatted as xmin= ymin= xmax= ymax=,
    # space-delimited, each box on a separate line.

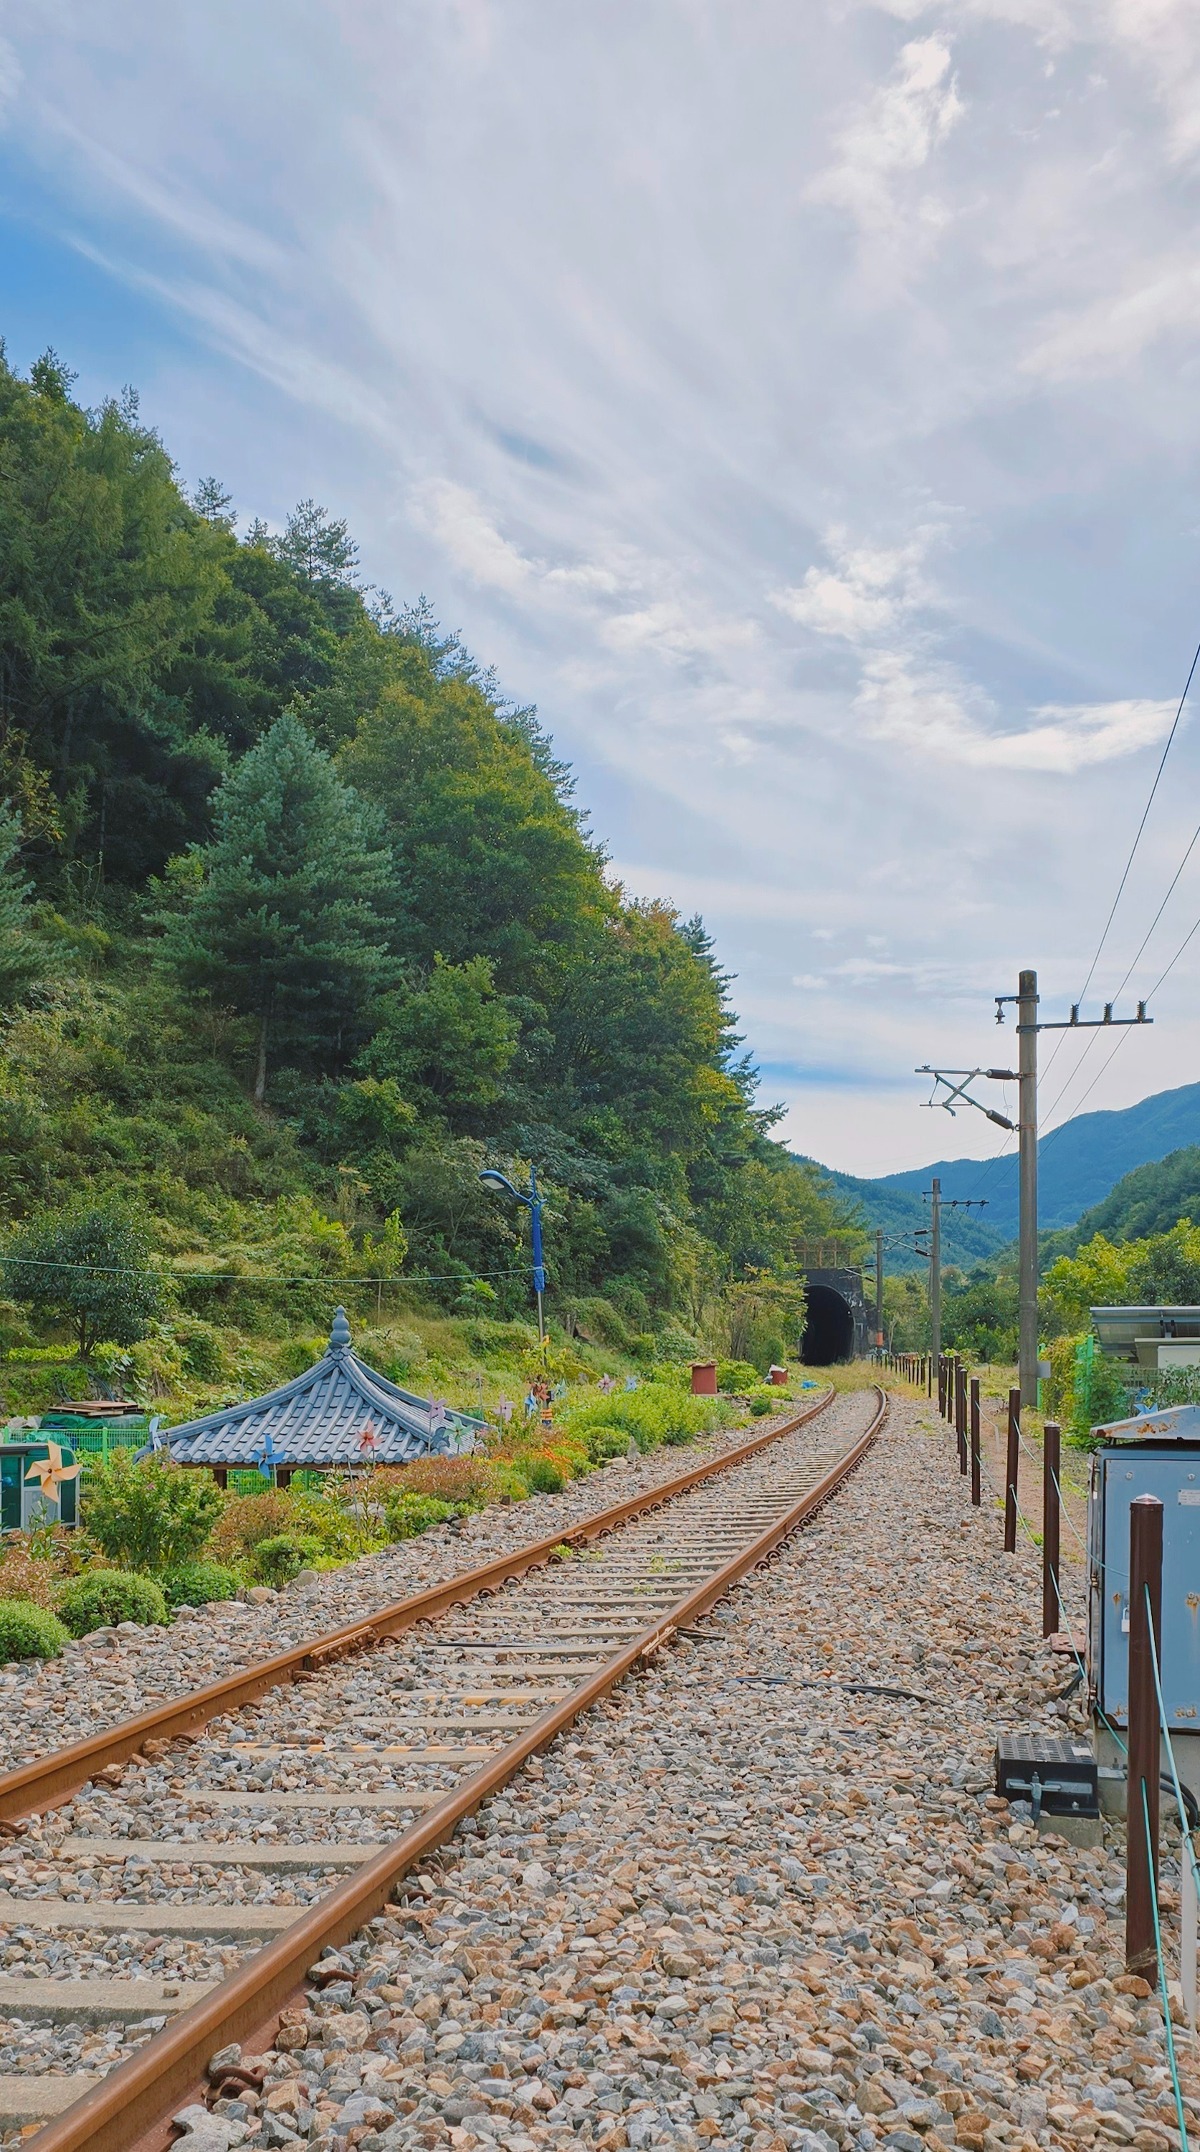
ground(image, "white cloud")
xmin=771 ymin=528 xmax=935 ymax=643
xmin=856 ymin=652 xmax=1177 ymax=771
xmin=0 ymin=37 xmax=21 ymax=121
xmin=1023 ymin=253 xmax=1200 ymax=379
xmin=807 ymin=36 xmax=964 ymax=236
xmin=412 ymin=478 xmax=534 ymax=596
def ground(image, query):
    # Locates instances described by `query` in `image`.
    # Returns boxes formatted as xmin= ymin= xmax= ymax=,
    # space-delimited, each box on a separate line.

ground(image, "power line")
xmin=1073 ymin=632 xmax=1200 ymax=1011
xmin=0 ymin=1255 xmax=533 ymax=1287
xmin=1039 ymin=631 xmax=1200 ymax=1095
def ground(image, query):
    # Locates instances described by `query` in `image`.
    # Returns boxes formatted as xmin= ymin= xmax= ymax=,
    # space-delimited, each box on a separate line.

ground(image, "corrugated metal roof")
xmin=165 ymin=1307 xmax=481 ymax=1467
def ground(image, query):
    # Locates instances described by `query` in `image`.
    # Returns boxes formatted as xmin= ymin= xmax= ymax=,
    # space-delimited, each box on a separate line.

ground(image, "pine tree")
xmin=159 ymin=712 xmax=395 ymax=1100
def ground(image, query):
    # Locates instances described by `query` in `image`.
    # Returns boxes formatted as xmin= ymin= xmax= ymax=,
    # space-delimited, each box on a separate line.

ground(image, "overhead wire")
xmin=1030 ymin=629 xmax=1200 ymax=1114
xmin=1072 ymin=633 xmax=1200 ymax=1013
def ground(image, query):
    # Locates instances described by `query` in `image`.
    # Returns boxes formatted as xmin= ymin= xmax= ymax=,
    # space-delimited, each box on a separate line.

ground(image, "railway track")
xmin=0 ymin=1381 xmax=885 ymax=2152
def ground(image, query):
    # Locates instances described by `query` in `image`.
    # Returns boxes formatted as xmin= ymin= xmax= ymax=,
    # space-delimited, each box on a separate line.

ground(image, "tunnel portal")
xmin=801 ymin=1283 xmax=856 ymax=1365
xmin=798 ymin=1266 xmax=870 ymax=1364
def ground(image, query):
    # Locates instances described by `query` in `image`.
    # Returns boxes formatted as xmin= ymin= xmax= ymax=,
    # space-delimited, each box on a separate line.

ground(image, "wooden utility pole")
xmin=1042 ymin=1420 xmax=1061 ymax=1637
xmin=1017 ymin=969 xmax=1039 ymax=1409
xmin=1126 ymin=1494 xmax=1163 ymax=1977
xmin=875 ymin=1228 xmax=884 ymax=1354
xmin=929 ymin=1178 xmax=941 ymax=1371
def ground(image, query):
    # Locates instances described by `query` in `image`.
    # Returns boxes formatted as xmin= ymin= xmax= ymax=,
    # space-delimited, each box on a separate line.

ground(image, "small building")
xmin=163 ymin=1308 xmax=483 ymax=1486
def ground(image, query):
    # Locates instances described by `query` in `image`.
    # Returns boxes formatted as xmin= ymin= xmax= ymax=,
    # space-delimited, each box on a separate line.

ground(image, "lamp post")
xmin=480 ymin=1165 xmax=547 ymax=1351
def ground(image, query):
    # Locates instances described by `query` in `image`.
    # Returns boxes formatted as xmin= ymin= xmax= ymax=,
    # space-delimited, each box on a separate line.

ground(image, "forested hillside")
xmin=0 ymin=345 xmax=857 ymax=1388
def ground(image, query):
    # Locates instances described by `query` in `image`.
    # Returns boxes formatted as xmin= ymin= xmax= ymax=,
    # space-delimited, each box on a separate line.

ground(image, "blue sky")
xmin=3 ymin=1 xmax=1200 ymax=1176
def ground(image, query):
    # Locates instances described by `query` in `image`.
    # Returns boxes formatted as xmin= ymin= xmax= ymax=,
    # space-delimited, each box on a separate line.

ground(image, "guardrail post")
xmin=1042 ymin=1420 xmax=1061 ymax=1637
xmin=1003 ymin=1387 xmax=1020 ymax=1553
xmin=956 ymin=1360 xmax=968 ymax=1474
xmin=1127 ymin=1493 xmax=1163 ymax=1978
xmin=969 ymin=1376 xmax=981 ymax=1507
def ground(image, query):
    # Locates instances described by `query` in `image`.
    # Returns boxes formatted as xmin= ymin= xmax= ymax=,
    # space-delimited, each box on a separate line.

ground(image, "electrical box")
xmin=1088 ymin=1420 xmax=1200 ymax=1730
xmin=995 ymin=1734 xmax=1099 ymax=1820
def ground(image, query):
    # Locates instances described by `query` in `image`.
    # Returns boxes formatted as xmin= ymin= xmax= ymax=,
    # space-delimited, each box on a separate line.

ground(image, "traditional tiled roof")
xmin=163 ymin=1308 xmax=481 ymax=1468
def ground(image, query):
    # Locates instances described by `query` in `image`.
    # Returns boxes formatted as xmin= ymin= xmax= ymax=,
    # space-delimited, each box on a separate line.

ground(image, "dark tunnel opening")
xmin=801 ymin=1283 xmax=856 ymax=1365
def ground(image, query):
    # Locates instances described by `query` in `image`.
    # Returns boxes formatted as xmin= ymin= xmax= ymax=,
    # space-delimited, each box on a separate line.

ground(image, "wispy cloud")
xmin=3 ymin=0 xmax=1198 ymax=1171
xmin=807 ymin=36 xmax=963 ymax=239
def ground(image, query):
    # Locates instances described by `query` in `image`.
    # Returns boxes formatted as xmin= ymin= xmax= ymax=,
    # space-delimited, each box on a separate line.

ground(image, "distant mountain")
xmin=801 ymin=1162 xmax=1005 ymax=1274
xmin=802 ymin=1081 xmax=1200 ymax=1273
xmin=1044 ymin=1144 xmax=1200 ymax=1257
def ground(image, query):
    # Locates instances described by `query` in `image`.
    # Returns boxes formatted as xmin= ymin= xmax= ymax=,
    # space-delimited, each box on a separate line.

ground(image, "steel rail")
xmin=26 ymin=1383 xmax=886 ymax=2152
xmin=0 ymin=1392 xmax=834 ymax=1828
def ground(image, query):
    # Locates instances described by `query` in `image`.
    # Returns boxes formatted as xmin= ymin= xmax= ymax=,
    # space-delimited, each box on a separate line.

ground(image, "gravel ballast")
xmin=195 ymin=1390 xmax=1195 ymax=2152
xmin=0 ymin=1421 xmax=767 ymax=1776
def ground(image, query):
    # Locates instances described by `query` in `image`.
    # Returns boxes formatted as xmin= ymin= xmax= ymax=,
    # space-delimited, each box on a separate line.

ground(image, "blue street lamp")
xmin=480 ymin=1165 xmax=546 ymax=1350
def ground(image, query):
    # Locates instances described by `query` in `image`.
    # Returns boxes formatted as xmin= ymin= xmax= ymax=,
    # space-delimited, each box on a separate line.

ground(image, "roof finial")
xmin=329 ymin=1305 xmax=351 ymax=1352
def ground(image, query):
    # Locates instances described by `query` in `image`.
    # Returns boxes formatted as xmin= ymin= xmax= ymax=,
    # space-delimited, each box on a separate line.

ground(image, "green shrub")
xmin=85 ymin=1451 xmax=223 ymax=1574
xmin=586 ymin=1428 xmax=631 ymax=1462
xmin=0 ymin=1600 xmax=69 ymax=1660
xmin=716 ymin=1359 xmax=760 ymax=1394
xmin=56 ymin=1569 xmax=168 ymax=1636
xmin=249 ymin=1534 xmax=323 ymax=1587
xmin=287 ymin=1487 xmax=381 ymax=1559
xmin=209 ymin=1490 xmax=298 ymax=1563
xmin=563 ymin=1382 xmax=730 ymax=1455
xmin=172 ymin=1319 xmax=228 ymax=1382
xmin=383 ymin=1492 xmax=456 ymax=1540
xmin=747 ymin=1390 xmax=776 ymax=1417
xmin=160 ymin=1560 xmax=242 ymax=1608
xmin=525 ymin=1456 xmax=565 ymax=1494
xmin=487 ymin=1462 xmax=531 ymax=1503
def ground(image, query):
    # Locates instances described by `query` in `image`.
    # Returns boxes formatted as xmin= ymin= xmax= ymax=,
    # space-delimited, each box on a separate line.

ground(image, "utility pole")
xmin=1017 ymin=968 xmax=1039 ymax=1409
xmin=929 ymin=1177 xmax=941 ymax=1369
xmin=990 ymin=971 xmax=1151 ymax=1410
xmin=875 ymin=1227 xmax=884 ymax=1354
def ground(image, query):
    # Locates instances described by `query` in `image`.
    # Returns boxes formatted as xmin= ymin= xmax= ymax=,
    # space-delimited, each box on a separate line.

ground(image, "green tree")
xmin=158 ymin=712 xmax=396 ymax=1100
xmin=0 ymin=807 xmax=48 ymax=1006
xmin=0 ymin=349 xmax=231 ymax=874
xmin=360 ymin=955 xmax=519 ymax=1126
xmin=4 ymin=1197 xmax=167 ymax=1354
xmin=339 ymin=658 xmax=606 ymax=998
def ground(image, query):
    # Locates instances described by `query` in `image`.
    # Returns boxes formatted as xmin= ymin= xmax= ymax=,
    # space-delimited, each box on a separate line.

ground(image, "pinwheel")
xmin=24 ymin=1442 xmax=80 ymax=1503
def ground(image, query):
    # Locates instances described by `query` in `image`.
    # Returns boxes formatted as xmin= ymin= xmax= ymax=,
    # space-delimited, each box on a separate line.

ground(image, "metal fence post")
xmin=1042 ymin=1420 xmax=1061 ymax=1638
xmin=969 ymin=1377 xmax=981 ymax=1508
xmin=1003 ymin=1387 xmax=1020 ymax=1553
xmin=1127 ymin=1493 xmax=1163 ymax=1978
xmin=956 ymin=1360 xmax=968 ymax=1474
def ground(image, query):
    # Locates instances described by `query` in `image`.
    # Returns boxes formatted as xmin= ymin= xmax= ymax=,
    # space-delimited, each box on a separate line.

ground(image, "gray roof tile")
xmin=165 ymin=1308 xmax=482 ymax=1467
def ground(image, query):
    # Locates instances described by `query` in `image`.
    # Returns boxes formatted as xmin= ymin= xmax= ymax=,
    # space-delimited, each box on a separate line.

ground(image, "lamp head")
xmin=479 ymin=1169 xmax=525 ymax=1204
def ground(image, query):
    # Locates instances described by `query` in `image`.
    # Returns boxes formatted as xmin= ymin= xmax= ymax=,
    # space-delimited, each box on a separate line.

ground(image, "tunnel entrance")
xmin=801 ymin=1283 xmax=856 ymax=1365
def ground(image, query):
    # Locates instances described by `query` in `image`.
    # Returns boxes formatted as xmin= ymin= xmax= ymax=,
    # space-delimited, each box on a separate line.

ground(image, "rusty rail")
xmin=0 ymin=1391 xmax=835 ymax=1827
xmin=28 ymin=1384 xmax=886 ymax=2152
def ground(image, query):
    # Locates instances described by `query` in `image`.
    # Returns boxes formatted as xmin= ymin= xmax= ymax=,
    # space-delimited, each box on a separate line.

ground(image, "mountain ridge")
xmin=801 ymin=1080 xmax=1200 ymax=1271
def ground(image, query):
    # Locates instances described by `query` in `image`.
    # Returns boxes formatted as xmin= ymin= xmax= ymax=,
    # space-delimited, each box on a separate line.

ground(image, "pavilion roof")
xmin=164 ymin=1308 xmax=480 ymax=1468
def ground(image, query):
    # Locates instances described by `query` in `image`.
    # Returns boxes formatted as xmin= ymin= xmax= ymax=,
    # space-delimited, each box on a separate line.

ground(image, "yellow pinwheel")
xmin=25 ymin=1442 xmax=80 ymax=1503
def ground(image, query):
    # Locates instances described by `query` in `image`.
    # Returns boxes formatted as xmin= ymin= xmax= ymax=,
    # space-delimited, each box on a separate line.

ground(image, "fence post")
xmin=956 ymin=1360 xmax=968 ymax=1474
xmin=1042 ymin=1421 xmax=1061 ymax=1638
xmin=969 ymin=1376 xmax=981 ymax=1508
xmin=1127 ymin=1494 xmax=1163 ymax=1977
xmin=1003 ymin=1387 xmax=1020 ymax=1553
